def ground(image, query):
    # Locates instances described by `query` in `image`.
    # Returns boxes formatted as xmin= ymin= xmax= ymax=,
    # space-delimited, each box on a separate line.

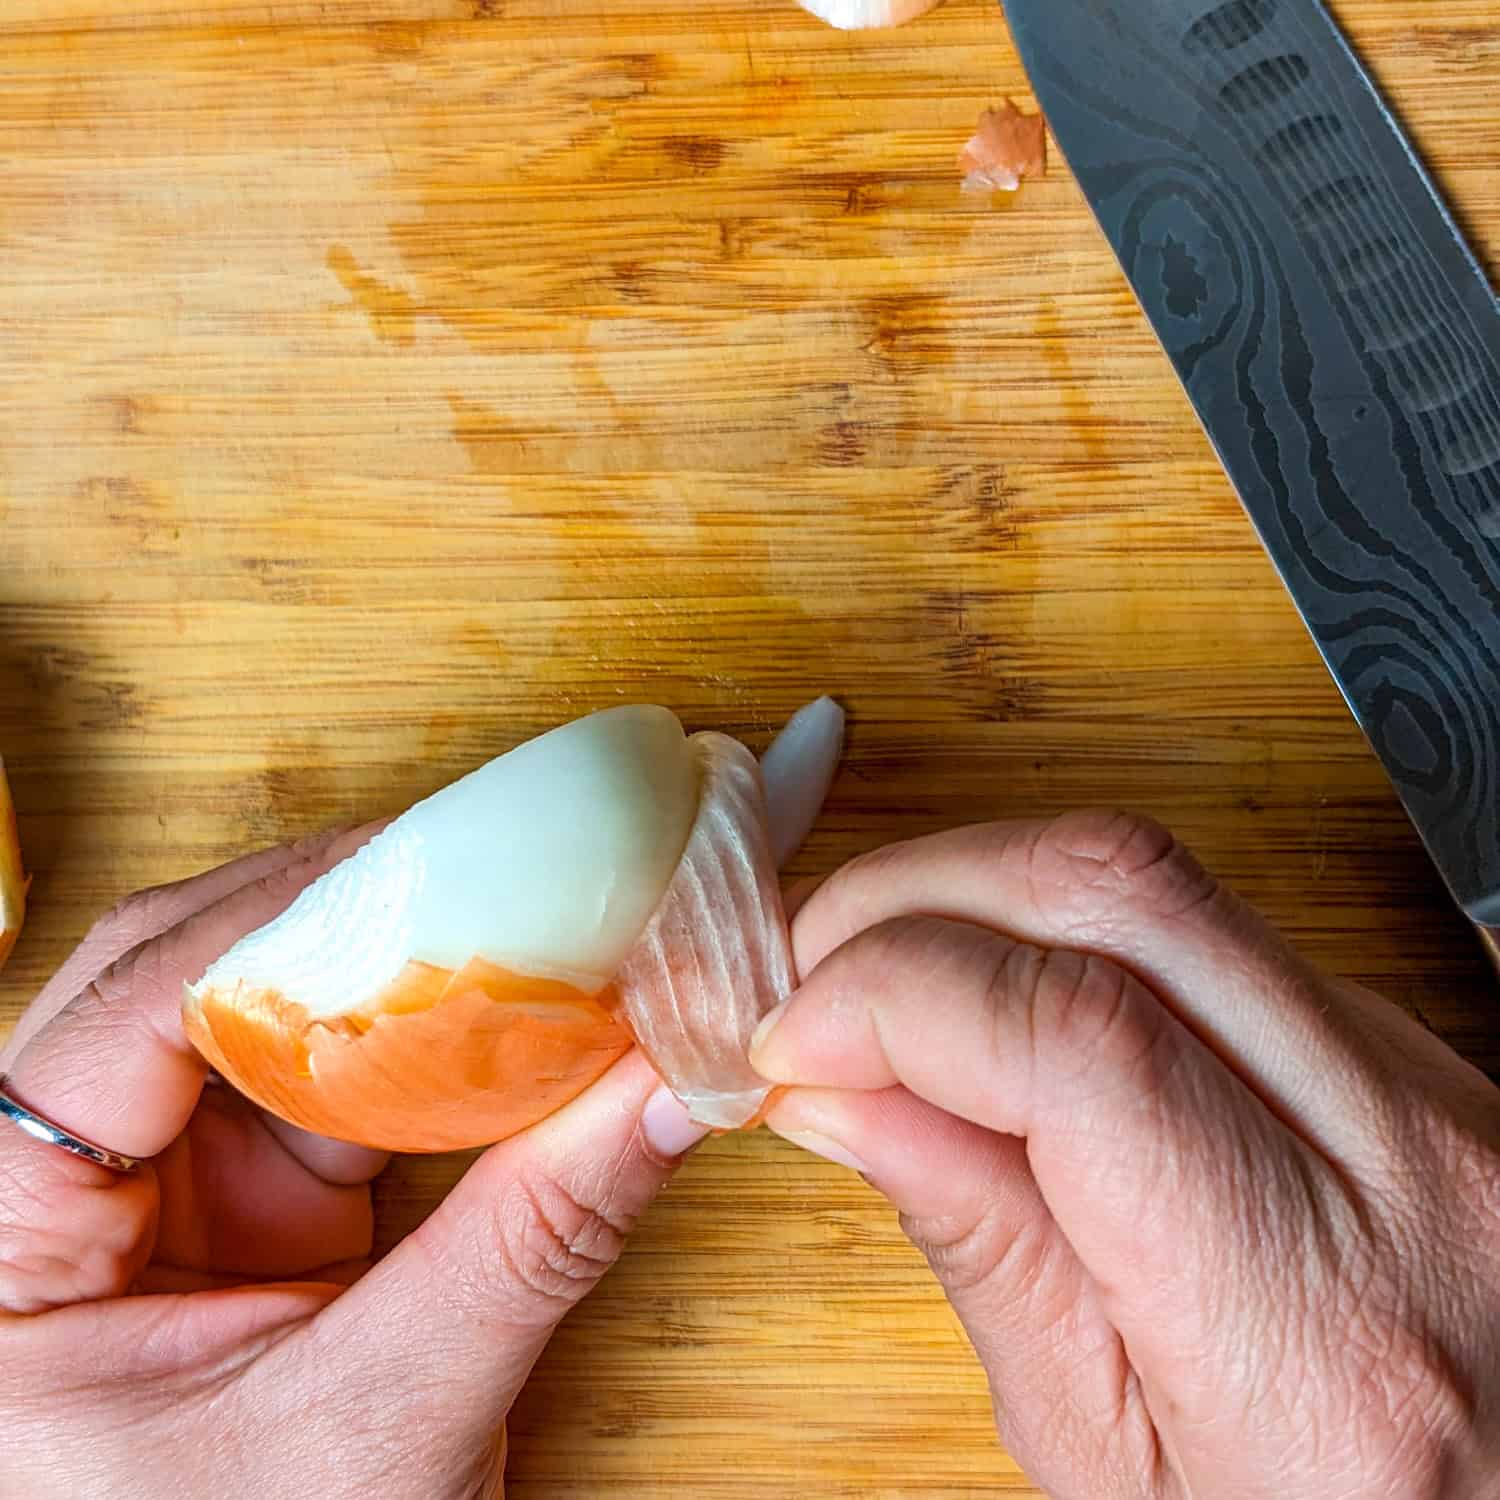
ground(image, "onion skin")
xmin=184 ymin=959 xmax=633 ymax=1153
xmin=958 ymin=101 xmax=1047 ymax=194
xmin=614 ymin=732 xmax=795 ymax=1130
xmin=0 ymin=760 xmax=26 ymax=973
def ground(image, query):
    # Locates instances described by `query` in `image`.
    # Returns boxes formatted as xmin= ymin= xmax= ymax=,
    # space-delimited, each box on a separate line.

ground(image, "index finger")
xmin=789 ymin=811 xmax=1396 ymax=1161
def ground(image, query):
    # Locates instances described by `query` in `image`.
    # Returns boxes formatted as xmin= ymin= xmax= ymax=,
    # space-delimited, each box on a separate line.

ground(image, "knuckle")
xmin=44 ymin=974 xmax=137 ymax=1066
xmin=289 ymin=829 xmax=339 ymax=862
xmin=1030 ymin=946 xmax=1131 ymax=1051
xmin=486 ymin=1172 xmax=630 ymax=1323
xmin=902 ymin=1200 xmax=1051 ymax=1298
xmin=84 ymin=890 xmax=155 ymax=952
xmin=251 ymin=857 xmax=314 ymax=908
xmin=1014 ymin=945 xmax=1170 ymax=1095
xmin=1029 ymin=810 xmax=1219 ymax=937
xmin=0 ymin=1192 xmax=144 ymax=1312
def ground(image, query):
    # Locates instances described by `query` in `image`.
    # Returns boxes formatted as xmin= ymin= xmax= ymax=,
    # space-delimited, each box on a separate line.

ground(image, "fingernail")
xmin=641 ymin=1086 xmax=711 ymax=1159
xmin=748 ymin=1001 xmax=790 ymax=1064
xmin=775 ymin=1128 xmax=870 ymax=1175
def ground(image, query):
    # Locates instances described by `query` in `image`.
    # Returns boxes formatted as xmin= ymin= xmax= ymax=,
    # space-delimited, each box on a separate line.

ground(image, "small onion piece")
xmin=760 ymin=696 xmax=845 ymax=869
xmin=0 ymin=758 xmax=26 ymax=973
xmin=958 ymin=100 xmax=1047 ymax=194
xmin=795 ymin=0 xmax=942 ymax=29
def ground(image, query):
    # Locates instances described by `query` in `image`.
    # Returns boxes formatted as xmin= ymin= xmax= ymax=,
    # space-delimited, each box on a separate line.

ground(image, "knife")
xmin=997 ymin=0 xmax=1500 ymax=965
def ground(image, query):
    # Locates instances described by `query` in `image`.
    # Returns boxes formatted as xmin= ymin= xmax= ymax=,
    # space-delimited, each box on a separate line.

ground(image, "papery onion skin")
xmin=0 ymin=760 xmax=26 ymax=973
xmin=184 ymin=958 xmax=633 ymax=1153
xmin=614 ymin=732 xmax=794 ymax=1131
xmin=958 ymin=100 xmax=1047 ymax=194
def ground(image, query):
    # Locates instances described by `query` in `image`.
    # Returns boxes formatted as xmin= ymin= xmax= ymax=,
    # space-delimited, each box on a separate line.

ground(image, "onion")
xmin=760 ymin=696 xmax=845 ymax=869
xmin=795 ymin=0 xmax=942 ymax=28
xmin=0 ymin=758 xmax=25 ymax=973
xmin=184 ymin=702 xmax=840 ymax=1151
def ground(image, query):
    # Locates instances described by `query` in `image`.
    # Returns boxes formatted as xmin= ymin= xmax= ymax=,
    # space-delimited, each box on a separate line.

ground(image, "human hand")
xmin=754 ymin=812 xmax=1500 ymax=1499
xmin=0 ymin=830 xmax=707 ymax=1500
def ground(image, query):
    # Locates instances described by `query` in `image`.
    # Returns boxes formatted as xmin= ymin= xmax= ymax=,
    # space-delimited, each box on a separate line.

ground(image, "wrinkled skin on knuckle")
xmin=1021 ymin=944 xmax=1173 ymax=1105
xmin=813 ymin=838 xmax=918 ymax=931
xmin=485 ymin=1170 xmax=633 ymax=1326
xmin=75 ymin=971 xmax=141 ymax=1047
xmin=0 ymin=1143 xmax=154 ymax=1312
xmin=88 ymin=893 xmax=155 ymax=953
xmin=902 ymin=1199 xmax=1033 ymax=1298
xmin=1026 ymin=810 xmax=1222 ymax=942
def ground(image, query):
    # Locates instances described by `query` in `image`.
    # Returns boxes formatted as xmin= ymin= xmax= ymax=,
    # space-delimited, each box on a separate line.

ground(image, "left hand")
xmin=0 ymin=830 xmax=707 ymax=1500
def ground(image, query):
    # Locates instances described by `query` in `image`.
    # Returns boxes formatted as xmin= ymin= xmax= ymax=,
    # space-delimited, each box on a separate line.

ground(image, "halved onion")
xmin=0 ymin=758 xmax=25 ymax=973
xmin=795 ymin=0 xmax=942 ymax=28
xmin=184 ymin=703 xmax=839 ymax=1151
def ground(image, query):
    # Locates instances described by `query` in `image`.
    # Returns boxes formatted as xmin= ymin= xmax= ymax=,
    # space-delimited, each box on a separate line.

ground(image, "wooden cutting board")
xmin=2 ymin=1 xmax=1496 ymax=1494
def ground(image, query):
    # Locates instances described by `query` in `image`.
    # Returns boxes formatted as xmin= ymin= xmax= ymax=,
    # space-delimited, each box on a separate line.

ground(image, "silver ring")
xmin=0 ymin=1077 xmax=143 ymax=1173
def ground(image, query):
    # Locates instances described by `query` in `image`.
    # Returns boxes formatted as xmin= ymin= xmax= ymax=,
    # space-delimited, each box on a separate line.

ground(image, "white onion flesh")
xmin=795 ymin=0 xmax=942 ymax=29
xmin=761 ymin=696 xmax=846 ymax=868
xmin=191 ymin=706 xmax=698 ymax=1018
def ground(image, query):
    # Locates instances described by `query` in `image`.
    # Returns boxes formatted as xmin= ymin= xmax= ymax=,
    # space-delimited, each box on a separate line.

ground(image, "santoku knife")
xmin=997 ymin=0 xmax=1500 ymax=964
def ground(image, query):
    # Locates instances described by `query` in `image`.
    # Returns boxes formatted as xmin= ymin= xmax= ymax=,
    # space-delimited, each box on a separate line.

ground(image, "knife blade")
xmin=997 ymin=0 xmax=1500 ymax=950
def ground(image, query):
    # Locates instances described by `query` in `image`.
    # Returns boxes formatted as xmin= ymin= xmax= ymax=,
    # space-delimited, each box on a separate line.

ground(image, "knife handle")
xmin=1479 ymin=926 xmax=1500 ymax=982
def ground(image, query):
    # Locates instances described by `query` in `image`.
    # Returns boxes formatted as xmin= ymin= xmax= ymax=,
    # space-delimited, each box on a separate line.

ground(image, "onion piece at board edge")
xmin=795 ymin=0 xmax=942 ymax=29
xmin=0 ymin=758 xmax=26 ymax=973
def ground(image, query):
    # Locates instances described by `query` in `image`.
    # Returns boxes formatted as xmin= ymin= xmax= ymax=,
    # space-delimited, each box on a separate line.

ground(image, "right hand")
xmin=753 ymin=812 xmax=1500 ymax=1498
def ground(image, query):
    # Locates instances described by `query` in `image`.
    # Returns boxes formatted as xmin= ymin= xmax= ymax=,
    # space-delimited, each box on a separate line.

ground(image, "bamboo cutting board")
xmin=2 ymin=1 xmax=1497 ymax=1494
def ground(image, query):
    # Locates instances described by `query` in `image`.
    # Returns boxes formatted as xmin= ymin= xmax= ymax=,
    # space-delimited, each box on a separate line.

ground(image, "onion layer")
xmin=0 ymin=759 xmax=25 ymax=973
xmin=184 ymin=959 xmax=632 ymax=1152
xmin=614 ymin=733 xmax=794 ymax=1130
xmin=760 ymin=696 xmax=845 ymax=869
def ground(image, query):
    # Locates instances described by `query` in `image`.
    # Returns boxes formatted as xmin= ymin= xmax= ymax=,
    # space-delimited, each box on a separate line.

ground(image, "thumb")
xmin=292 ymin=1050 xmax=706 ymax=1455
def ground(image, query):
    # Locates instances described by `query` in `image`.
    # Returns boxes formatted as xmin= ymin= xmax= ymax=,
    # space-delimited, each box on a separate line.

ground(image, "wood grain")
xmin=1 ymin=1 xmax=1496 ymax=1494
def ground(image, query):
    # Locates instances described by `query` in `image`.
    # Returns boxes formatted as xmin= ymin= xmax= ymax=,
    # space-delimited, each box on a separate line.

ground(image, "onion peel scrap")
xmin=959 ymin=100 xmax=1047 ymax=194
